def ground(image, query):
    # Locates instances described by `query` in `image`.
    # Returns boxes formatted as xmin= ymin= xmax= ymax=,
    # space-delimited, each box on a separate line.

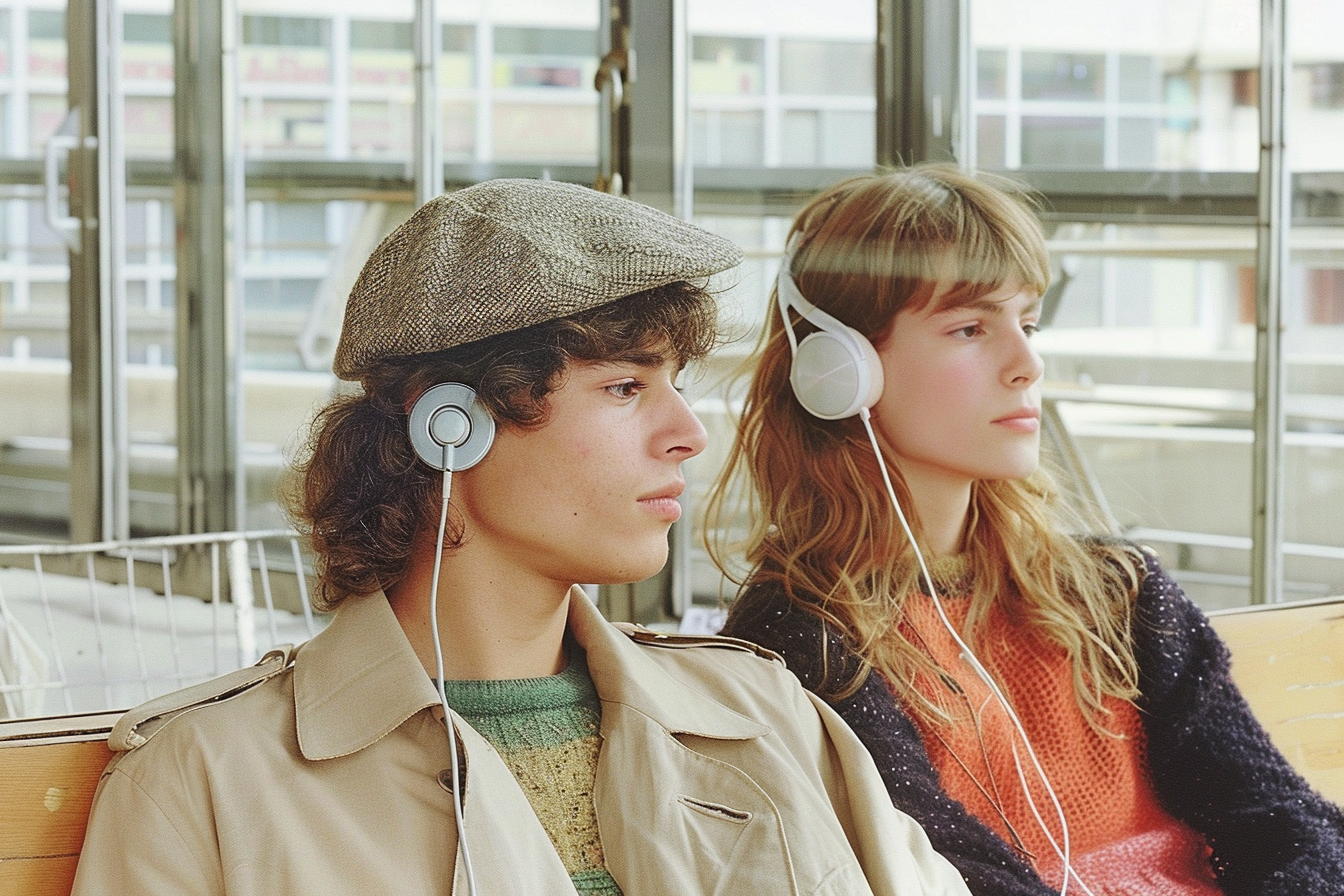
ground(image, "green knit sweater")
xmin=442 ymin=653 xmax=622 ymax=895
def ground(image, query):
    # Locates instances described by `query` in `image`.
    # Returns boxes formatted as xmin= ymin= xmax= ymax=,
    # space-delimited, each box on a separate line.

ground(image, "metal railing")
xmin=0 ymin=530 xmax=323 ymax=719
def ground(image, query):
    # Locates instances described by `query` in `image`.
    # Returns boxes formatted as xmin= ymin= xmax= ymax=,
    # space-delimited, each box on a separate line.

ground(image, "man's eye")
xmin=606 ymin=380 xmax=644 ymax=399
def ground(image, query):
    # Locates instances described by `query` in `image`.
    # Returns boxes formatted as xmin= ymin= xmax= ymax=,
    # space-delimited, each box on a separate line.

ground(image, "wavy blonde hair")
xmin=706 ymin=164 xmax=1143 ymax=726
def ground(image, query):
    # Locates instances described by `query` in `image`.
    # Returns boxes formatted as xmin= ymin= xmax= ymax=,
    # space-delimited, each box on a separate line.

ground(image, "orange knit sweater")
xmin=900 ymin=588 xmax=1223 ymax=894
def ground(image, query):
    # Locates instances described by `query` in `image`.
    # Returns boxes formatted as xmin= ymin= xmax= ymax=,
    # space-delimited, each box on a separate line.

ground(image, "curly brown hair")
xmin=285 ymin=282 xmax=718 ymax=610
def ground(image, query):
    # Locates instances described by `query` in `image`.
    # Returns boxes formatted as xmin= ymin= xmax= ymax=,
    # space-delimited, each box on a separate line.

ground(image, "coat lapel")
xmin=568 ymin=591 xmax=796 ymax=895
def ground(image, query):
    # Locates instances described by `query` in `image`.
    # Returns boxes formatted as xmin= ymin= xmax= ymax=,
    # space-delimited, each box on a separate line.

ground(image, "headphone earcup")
xmin=407 ymin=382 xmax=496 ymax=471
xmin=790 ymin=327 xmax=884 ymax=420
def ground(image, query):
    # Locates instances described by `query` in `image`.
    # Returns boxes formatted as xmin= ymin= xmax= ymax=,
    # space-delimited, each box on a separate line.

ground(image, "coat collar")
xmin=293 ymin=591 xmax=441 ymax=760
xmin=293 ymin=587 xmax=767 ymax=761
xmin=566 ymin=588 xmax=769 ymax=741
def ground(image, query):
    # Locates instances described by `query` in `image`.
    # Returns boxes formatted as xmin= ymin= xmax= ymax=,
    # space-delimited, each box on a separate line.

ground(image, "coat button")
xmin=437 ymin=768 xmax=456 ymax=793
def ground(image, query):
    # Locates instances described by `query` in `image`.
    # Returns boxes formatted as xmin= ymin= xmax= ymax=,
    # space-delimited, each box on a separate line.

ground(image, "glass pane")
xmin=689 ymin=0 xmax=875 ymax=171
xmin=779 ymin=39 xmax=872 ymax=97
xmin=973 ymin=0 xmax=1260 ymax=172
xmin=28 ymin=8 xmax=65 ymax=82
xmin=123 ymin=11 xmax=174 ymax=162
xmin=2 ymin=3 xmax=74 ymax=537
xmin=242 ymin=98 xmax=328 ymax=156
xmin=348 ymin=17 xmax=413 ymax=161
xmin=690 ymin=36 xmax=764 ymax=96
xmin=1020 ymin=115 xmax=1104 ymax=167
xmin=1287 ymin=1 xmax=1344 ymax=601
xmin=978 ymin=48 xmax=1007 ymax=100
xmin=488 ymin=15 xmax=598 ymax=162
xmin=492 ymin=26 xmax=594 ymax=89
xmin=0 ymin=10 xmax=9 ymax=77
xmin=442 ymin=23 xmax=474 ymax=90
xmin=1041 ymin=222 xmax=1259 ymax=607
xmin=1021 ymin=52 xmax=1105 ymax=101
xmin=492 ymin=101 xmax=596 ymax=162
xmin=240 ymin=19 xmax=331 ymax=96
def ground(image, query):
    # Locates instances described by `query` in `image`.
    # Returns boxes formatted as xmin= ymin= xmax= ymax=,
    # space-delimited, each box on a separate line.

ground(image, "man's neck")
xmin=386 ymin=539 xmax=571 ymax=681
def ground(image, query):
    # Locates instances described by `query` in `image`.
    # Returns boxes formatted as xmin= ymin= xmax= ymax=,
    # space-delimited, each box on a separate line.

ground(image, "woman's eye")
xmin=1022 ymin=322 xmax=1041 ymax=337
xmin=954 ymin=324 xmax=982 ymax=338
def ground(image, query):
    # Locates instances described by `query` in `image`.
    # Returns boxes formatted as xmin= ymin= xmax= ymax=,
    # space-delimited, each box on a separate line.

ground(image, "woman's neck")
xmin=904 ymin=477 xmax=972 ymax=558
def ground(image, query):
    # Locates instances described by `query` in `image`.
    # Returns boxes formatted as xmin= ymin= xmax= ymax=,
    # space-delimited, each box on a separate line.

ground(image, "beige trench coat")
xmin=72 ymin=588 xmax=970 ymax=896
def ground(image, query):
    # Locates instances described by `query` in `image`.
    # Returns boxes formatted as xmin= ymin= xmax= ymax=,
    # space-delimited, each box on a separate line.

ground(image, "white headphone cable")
xmin=430 ymin=446 xmax=479 ymax=896
xmin=857 ymin=406 xmax=1096 ymax=896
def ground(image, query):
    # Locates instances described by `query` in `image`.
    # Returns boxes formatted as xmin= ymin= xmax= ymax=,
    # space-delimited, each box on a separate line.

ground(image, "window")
xmin=1309 ymin=64 xmax=1344 ymax=109
xmin=242 ymin=16 xmax=328 ymax=48
xmin=978 ymin=49 xmax=1008 ymax=100
xmin=1231 ymin=68 xmax=1258 ymax=107
xmin=493 ymin=26 xmax=594 ymax=89
xmin=1021 ymin=52 xmax=1104 ymax=101
xmin=28 ymin=9 xmax=66 ymax=80
xmin=241 ymin=15 xmax=331 ymax=84
xmin=1021 ymin=116 xmax=1104 ymax=167
xmin=442 ymin=24 xmax=475 ymax=90
xmin=779 ymin=39 xmax=873 ymax=96
xmin=691 ymin=36 xmax=764 ymax=95
xmin=123 ymin=13 xmax=173 ymax=82
xmin=349 ymin=20 xmax=412 ymax=89
xmin=780 ymin=109 xmax=873 ymax=166
xmin=1307 ymin=269 xmax=1344 ymax=324
xmin=350 ymin=20 xmax=412 ymax=52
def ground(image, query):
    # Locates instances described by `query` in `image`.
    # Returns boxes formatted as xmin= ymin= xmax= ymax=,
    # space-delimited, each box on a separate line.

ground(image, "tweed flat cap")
xmin=332 ymin=178 xmax=743 ymax=379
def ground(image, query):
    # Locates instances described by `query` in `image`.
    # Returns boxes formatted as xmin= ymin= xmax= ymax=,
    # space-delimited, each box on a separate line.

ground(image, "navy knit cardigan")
xmin=719 ymin=549 xmax=1344 ymax=895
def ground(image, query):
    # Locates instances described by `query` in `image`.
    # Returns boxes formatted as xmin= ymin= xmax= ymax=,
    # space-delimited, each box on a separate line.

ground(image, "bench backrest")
xmin=0 ymin=596 xmax=1339 ymax=895
xmin=1208 ymin=596 xmax=1344 ymax=804
xmin=0 ymin=713 xmax=117 ymax=896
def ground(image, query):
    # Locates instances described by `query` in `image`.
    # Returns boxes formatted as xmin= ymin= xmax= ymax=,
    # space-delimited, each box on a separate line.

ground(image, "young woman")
xmin=711 ymin=163 xmax=1344 ymax=896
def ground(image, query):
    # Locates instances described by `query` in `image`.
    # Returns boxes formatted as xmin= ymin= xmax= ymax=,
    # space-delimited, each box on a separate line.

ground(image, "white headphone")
xmin=408 ymin=382 xmax=496 ymax=471
xmin=776 ymin=248 xmax=885 ymax=420
xmin=407 ymin=382 xmax=493 ymax=895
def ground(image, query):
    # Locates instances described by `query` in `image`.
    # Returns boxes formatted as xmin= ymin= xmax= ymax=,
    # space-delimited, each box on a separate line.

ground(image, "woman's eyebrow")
xmin=932 ymin=295 xmax=1043 ymax=317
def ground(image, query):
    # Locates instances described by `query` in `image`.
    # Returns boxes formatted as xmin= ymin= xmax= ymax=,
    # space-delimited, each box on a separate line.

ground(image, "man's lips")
xmin=638 ymin=483 xmax=685 ymax=521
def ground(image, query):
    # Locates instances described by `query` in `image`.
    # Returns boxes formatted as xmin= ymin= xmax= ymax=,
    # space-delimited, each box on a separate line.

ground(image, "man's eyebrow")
xmin=588 ymin=354 xmax=676 ymax=372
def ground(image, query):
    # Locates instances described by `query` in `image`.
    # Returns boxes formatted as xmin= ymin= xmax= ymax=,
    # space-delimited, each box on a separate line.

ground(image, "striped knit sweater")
xmin=443 ymin=653 xmax=622 ymax=895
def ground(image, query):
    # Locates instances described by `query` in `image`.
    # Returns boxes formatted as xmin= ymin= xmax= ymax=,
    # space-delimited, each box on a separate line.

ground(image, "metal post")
xmin=175 ymin=0 xmax=242 ymax=535
xmin=624 ymin=0 xmax=685 ymax=215
xmin=876 ymin=0 xmax=960 ymax=166
xmin=67 ymin=0 xmax=129 ymax=542
xmin=956 ymin=0 xmax=974 ymax=167
xmin=413 ymin=0 xmax=442 ymax=206
xmin=1250 ymin=0 xmax=1290 ymax=604
xmin=596 ymin=0 xmax=631 ymax=197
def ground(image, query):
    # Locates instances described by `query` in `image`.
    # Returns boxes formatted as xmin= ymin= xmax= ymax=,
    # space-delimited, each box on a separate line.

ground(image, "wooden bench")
xmin=0 ymin=597 xmax=1340 ymax=895
xmin=0 ymin=712 xmax=117 ymax=896
xmin=1208 ymin=595 xmax=1344 ymax=804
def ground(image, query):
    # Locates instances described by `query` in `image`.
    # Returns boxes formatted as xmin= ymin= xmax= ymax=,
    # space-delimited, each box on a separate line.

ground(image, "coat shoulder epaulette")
xmin=109 ymin=644 xmax=300 ymax=752
xmin=613 ymin=622 xmax=784 ymax=665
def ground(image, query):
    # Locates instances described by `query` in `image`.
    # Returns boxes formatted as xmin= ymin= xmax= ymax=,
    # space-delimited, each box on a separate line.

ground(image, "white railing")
xmin=0 ymin=530 xmax=324 ymax=720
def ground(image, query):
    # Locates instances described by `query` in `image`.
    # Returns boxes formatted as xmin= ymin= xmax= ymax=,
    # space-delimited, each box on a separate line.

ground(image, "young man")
xmin=71 ymin=179 xmax=971 ymax=896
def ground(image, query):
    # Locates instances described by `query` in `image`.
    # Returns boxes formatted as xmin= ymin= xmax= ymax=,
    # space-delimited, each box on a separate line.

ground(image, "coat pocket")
xmin=677 ymin=795 xmax=753 ymax=824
